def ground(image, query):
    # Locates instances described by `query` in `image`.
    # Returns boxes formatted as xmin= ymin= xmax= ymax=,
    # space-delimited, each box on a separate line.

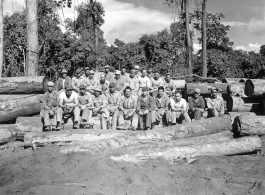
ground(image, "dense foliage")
xmin=2 ymin=0 xmax=265 ymax=80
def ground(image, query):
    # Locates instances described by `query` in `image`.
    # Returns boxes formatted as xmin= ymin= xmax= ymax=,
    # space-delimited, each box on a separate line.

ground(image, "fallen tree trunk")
xmin=228 ymin=112 xmax=257 ymax=124
xmin=0 ymin=94 xmax=39 ymax=102
xmin=16 ymin=117 xmax=43 ymax=133
xmin=186 ymin=83 xmax=228 ymax=95
xmin=222 ymin=78 xmax=246 ymax=84
xmin=0 ymin=95 xmax=41 ymax=123
xmin=110 ymin=136 xmax=262 ymax=164
xmin=245 ymin=79 xmax=265 ymax=97
xmin=0 ymin=76 xmax=49 ymax=94
xmin=0 ymin=124 xmax=16 ymax=144
xmin=227 ymin=84 xmax=246 ymax=97
xmin=60 ymin=131 xmax=234 ymax=154
xmin=227 ymin=96 xmax=261 ymax=112
xmin=235 ymin=115 xmax=265 ymax=136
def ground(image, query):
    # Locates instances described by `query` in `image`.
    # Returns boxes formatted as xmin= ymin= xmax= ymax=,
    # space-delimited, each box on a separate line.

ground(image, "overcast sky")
xmin=3 ymin=0 xmax=265 ymax=53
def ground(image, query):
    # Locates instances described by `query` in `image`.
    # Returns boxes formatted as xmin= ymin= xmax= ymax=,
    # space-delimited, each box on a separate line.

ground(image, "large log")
xmin=235 ymin=115 xmax=265 ymax=136
xmin=0 ymin=94 xmax=39 ymax=102
xmin=110 ymin=136 xmax=262 ymax=163
xmin=227 ymin=84 xmax=246 ymax=97
xmin=60 ymin=131 xmax=234 ymax=154
xmin=171 ymin=79 xmax=186 ymax=89
xmin=245 ymin=79 xmax=265 ymax=97
xmin=227 ymin=96 xmax=261 ymax=112
xmin=0 ymin=124 xmax=16 ymax=144
xmin=222 ymin=78 xmax=246 ymax=84
xmin=228 ymin=112 xmax=257 ymax=124
xmin=0 ymin=76 xmax=49 ymax=94
xmin=186 ymin=83 xmax=228 ymax=95
xmin=0 ymin=95 xmax=41 ymax=123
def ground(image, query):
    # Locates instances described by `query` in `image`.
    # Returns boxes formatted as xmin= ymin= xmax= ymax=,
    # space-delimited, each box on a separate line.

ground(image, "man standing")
xmin=147 ymin=67 xmax=154 ymax=79
xmin=126 ymin=68 xmax=139 ymax=97
xmin=84 ymin=70 xmax=98 ymax=93
xmin=134 ymin=65 xmax=142 ymax=78
xmin=42 ymin=81 xmax=58 ymax=131
xmin=72 ymin=68 xmax=84 ymax=93
xmin=57 ymin=86 xmax=79 ymax=130
xmin=104 ymin=82 xmax=121 ymax=130
xmin=150 ymin=71 xmax=164 ymax=97
xmin=154 ymin=86 xmax=171 ymax=126
xmin=162 ymin=74 xmax=176 ymax=97
xmin=98 ymin=73 xmax=110 ymax=93
xmin=205 ymin=88 xmax=224 ymax=118
xmin=110 ymin=70 xmax=126 ymax=92
xmin=136 ymin=87 xmax=155 ymax=130
xmin=117 ymin=86 xmax=138 ymax=130
xmin=56 ymin=69 xmax=72 ymax=92
xmin=77 ymin=84 xmax=93 ymax=128
xmin=121 ymin=66 xmax=129 ymax=84
xmin=188 ymin=88 xmax=205 ymax=121
xmin=138 ymin=69 xmax=151 ymax=96
xmin=104 ymin=65 xmax=113 ymax=81
xmin=170 ymin=90 xmax=191 ymax=124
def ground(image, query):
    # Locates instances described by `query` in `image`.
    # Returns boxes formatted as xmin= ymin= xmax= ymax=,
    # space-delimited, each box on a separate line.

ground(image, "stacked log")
xmin=245 ymin=79 xmax=265 ymax=97
xmin=222 ymin=78 xmax=246 ymax=84
xmin=186 ymin=83 xmax=228 ymax=96
xmin=226 ymin=96 xmax=261 ymax=112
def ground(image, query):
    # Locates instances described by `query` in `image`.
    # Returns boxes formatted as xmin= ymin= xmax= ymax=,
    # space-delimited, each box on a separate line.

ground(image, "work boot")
xmin=56 ymin=122 xmax=61 ymax=131
xmin=80 ymin=120 xmax=85 ymax=128
xmin=73 ymin=121 xmax=79 ymax=129
xmin=44 ymin=125 xmax=51 ymax=131
xmin=52 ymin=125 xmax=57 ymax=131
xmin=106 ymin=120 xmax=111 ymax=130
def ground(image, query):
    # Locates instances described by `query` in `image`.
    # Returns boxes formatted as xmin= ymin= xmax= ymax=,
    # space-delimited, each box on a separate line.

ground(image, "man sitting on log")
xmin=56 ymin=69 xmax=72 ymax=92
xmin=91 ymin=87 xmax=108 ymax=129
xmin=188 ymin=88 xmax=205 ymax=121
xmin=77 ymin=84 xmax=93 ymax=128
xmin=136 ymin=86 xmax=155 ymax=130
xmin=57 ymin=86 xmax=80 ymax=130
xmin=153 ymin=86 xmax=171 ymax=126
xmin=110 ymin=70 xmax=126 ymax=93
xmin=162 ymin=73 xmax=176 ymax=97
xmin=117 ymin=86 xmax=138 ymax=130
xmin=83 ymin=70 xmax=99 ymax=93
xmin=42 ymin=81 xmax=58 ymax=131
xmin=104 ymin=82 xmax=121 ymax=130
xmin=170 ymin=90 xmax=191 ymax=124
xmin=205 ymin=88 xmax=225 ymax=118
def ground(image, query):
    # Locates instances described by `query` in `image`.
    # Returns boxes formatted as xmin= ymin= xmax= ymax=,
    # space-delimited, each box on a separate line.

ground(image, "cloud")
xmin=235 ymin=45 xmax=247 ymax=51
xmin=247 ymin=16 xmax=265 ymax=36
xmin=234 ymin=43 xmax=261 ymax=53
xmin=3 ymin=0 xmax=24 ymax=15
xmin=193 ymin=43 xmax=201 ymax=53
xmin=222 ymin=21 xmax=247 ymax=27
xmin=248 ymin=42 xmax=261 ymax=48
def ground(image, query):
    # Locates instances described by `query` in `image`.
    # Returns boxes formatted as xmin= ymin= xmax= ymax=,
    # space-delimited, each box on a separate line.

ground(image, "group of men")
xmin=42 ymin=65 xmax=225 ymax=131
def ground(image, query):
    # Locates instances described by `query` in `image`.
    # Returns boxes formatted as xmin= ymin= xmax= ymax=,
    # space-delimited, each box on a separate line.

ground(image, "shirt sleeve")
xmin=170 ymin=98 xmax=175 ymax=109
xmin=182 ymin=99 xmax=187 ymax=111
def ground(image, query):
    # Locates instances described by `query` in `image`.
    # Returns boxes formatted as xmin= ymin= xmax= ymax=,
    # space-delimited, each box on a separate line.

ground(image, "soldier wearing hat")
xmin=42 ymin=81 xmax=58 ymax=131
xmin=72 ymin=68 xmax=84 ymax=93
xmin=82 ymin=70 xmax=98 ymax=93
xmin=77 ymin=84 xmax=93 ymax=128
xmin=136 ymin=86 xmax=155 ymax=130
xmin=110 ymin=70 xmax=126 ymax=92
xmin=56 ymin=69 xmax=72 ymax=91
xmin=205 ymin=87 xmax=224 ymax=118
xmin=104 ymin=65 xmax=114 ymax=81
xmin=56 ymin=85 xmax=80 ymax=130
xmin=188 ymin=88 xmax=205 ymax=121
xmin=103 ymin=82 xmax=121 ymax=130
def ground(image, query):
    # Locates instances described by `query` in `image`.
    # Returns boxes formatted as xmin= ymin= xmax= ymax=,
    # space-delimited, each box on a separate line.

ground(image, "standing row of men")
xmin=42 ymin=65 xmax=225 ymax=131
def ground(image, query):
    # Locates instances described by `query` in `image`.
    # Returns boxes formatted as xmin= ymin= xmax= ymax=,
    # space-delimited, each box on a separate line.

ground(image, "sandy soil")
xmin=0 ymin=137 xmax=265 ymax=195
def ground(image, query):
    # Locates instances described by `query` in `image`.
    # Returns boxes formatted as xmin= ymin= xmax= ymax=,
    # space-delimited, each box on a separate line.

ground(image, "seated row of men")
xmin=42 ymin=79 xmax=225 ymax=131
xmin=56 ymin=65 xmax=178 ymax=97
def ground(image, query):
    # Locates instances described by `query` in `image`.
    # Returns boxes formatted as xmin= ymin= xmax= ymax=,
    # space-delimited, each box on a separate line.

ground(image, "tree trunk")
xmin=110 ymin=136 xmax=262 ymax=163
xmin=0 ymin=76 xmax=48 ymax=94
xmin=201 ymin=0 xmax=207 ymax=77
xmin=60 ymin=131 xmax=234 ymax=154
xmin=185 ymin=0 xmax=192 ymax=75
xmin=222 ymin=78 xmax=246 ymax=84
xmin=26 ymin=0 xmax=38 ymax=76
xmin=227 ymin=83 xmax=246 ymax=97
xmin=186 ymin=83 xmax=228 ymax=95
xmin=227 ymin=96 xmax=262 ymax=112
xmin=237 ymin=115 xmax=265 ymax=136
xmin=0 ymin=0 xmax=3 ymax=78
xmin=0 ymin=95 xmax=41 ymax=123
xmin=245 ymin=79 xmax=265 ymax=97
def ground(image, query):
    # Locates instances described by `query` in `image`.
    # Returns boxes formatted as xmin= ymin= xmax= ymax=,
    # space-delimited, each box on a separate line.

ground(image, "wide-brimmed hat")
xmin=104 ymin=65 xmax=110 ymax=69
xmin=194 ymin=88 xmax=201 ymax=94
xmin=65 ymin=85 xmax=73 ymax=91
xmin=109 ymin=82 xmax=116 ymax=88
xmin=61 ymin=69 xmax=68 ymax=74
xmin=47 ymin=81 xmax=54 ymax=87
xmin=89 ymin=70 xmax=95 ymax=74
xmin=79 ymin=84 xmax=86 ymax=89
xmin=115 ymin=70 xmax=121 ymax=75
xmin=93 ymin=87 xmax=102 ymax=92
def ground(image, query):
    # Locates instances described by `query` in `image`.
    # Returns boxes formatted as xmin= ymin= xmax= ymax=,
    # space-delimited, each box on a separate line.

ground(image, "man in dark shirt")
xmin=188 ymin=88 xmax=205 ymax=120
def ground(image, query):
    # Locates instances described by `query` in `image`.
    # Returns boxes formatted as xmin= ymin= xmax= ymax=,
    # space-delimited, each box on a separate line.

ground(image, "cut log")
xmin=60 ymin=131 xmax=234 ymax=154
xmin=245 ymin=79 xmax=265 ymax=97
xmin=110 ymin=136 xmax=262 ymax=163
xmin=227 ymin=84 xmax=246 ymax=97
xmin=0 ymin=95 xmax=41 ymax=123
xmin=171 ymin=79 xmax=186 ymax=89
xmin=235 ymin=115 xmax=265 ymax=136
xmin=0 ymin=94 xmax=39 ymax=102
xmin=227 ymin=96 xmax=261 ymax=112
xmin=0 ymin=124 xmax=16 ymax=144
xmin=0 ymin=76 xmax=49 ymax=94
xmin=186 ymin=83 xmax=228 ymax=95
xmin=228 ymin=112 xmax=257 ymax=124
xmin=222 ymin=78 xmax=246 ymax=84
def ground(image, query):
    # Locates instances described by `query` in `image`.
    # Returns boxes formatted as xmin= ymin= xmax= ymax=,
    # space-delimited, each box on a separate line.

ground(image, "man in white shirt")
xmin=138 ymin=68 xmax=151 ymax=96
xmin=126 ymin=68 xmax=140 ymax=97
xmin=56 ymin=85 xmax=80 ymax=130
xmin=150 ymin=71 xmax=164 ymax=97
xmin=170 ymin=90 xmax=191 ymax=124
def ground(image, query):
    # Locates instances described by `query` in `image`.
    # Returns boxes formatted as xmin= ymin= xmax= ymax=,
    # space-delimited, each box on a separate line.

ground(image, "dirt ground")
xmin=0 ymin=136 xmax=265 ymax=195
